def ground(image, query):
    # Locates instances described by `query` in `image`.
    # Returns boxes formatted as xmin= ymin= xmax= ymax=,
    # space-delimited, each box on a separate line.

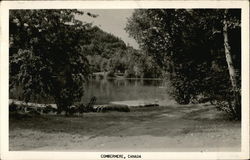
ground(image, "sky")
xmin=76 ymin=9 xmax=139 ymax=49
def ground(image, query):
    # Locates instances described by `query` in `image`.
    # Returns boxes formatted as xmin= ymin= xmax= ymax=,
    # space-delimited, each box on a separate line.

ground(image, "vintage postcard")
xmin=0 ymin=0 xmax=249 ymax=160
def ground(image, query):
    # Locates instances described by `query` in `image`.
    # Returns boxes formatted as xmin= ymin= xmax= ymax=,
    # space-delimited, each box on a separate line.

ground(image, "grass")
xmin=9 ymin=103 xmax=241 ymax=151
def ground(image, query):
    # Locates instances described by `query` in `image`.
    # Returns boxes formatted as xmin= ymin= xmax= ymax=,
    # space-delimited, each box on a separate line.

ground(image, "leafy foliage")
xmin=84 ymin=26 xmax=163 ymax=78
xmin=9 ymin=10 xmax=92 ymax=114
xmin=126 ymin=9 xmax=241 ymax=119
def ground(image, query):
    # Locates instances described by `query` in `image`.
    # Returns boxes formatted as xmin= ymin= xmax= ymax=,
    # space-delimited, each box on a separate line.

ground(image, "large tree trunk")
xmin=223 ymin=9 xmax=241 ymax=119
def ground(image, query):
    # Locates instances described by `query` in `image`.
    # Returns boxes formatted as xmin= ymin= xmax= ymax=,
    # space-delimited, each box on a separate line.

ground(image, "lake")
xmin=81 ymin=78 xmax=173 ymax=105
xmin=10 ymin=78 xmax=173 ymax=106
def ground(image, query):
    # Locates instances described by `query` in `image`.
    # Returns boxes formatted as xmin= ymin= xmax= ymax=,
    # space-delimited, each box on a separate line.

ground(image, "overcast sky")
xmin=76 ymin=9 xmax=139 ymax=49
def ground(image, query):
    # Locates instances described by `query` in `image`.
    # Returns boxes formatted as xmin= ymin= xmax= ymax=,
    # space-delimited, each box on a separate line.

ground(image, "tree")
xmin=126 ymin=9 xmax=241 ymax=119
xmin=126 ymin=9 xmax=209 ymax=103
xmin=9 ymin=10 xmax=93 ymax=115
xmin=222 ymin=9 xmax=241 ymax=118
xmin=194 ymin=9 xmax=241 ymax=119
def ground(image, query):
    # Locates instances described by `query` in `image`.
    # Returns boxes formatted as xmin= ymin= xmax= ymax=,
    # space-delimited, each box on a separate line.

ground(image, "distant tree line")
xmin=84 ymin=26 xmax=163 ymax=78
xmin=125 ymin=9 xmax=241 ymax=119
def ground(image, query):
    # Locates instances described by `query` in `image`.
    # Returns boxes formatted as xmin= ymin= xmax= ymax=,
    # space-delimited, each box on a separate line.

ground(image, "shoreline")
xmin=9 ymin=103 xmax=240 ymax=151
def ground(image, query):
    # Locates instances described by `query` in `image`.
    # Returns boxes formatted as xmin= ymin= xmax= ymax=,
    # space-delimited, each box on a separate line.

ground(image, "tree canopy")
xmin=126 ymin=9 xmax=241 ymax=119
xmin=9 ymin=10 xmax=93 ymax=114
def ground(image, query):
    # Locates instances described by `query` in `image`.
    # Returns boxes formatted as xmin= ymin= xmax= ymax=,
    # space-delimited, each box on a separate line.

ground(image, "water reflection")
xmin=81 ymin=78 xmax=170 ymax=105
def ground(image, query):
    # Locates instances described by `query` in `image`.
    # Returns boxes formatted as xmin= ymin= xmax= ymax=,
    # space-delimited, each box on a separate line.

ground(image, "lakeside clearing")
xmin=9 ymin=103 xmax=240 ymax=151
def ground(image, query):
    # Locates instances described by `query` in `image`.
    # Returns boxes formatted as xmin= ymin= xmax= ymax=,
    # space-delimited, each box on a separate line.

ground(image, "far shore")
xmin=92 ymin=72 xmax=164 ymax=80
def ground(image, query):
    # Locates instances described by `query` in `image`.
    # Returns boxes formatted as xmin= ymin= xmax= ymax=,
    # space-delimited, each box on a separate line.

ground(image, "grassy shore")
xmin=9 ymin=103 xmax=240 ymax=151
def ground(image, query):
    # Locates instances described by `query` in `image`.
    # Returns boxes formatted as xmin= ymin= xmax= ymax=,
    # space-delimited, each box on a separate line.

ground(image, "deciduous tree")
xmin=126 ymin=9 xmax=241 ymax=119
xmin=9 ymin=9 xmax=93 ymax=115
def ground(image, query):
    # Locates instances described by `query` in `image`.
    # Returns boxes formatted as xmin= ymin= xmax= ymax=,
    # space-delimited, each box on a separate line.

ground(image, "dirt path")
xmin=9 ymin=103 xmax=241 ymax=151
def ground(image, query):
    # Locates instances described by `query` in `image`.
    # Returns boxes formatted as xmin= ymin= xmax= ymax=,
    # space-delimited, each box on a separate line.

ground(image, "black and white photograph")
xmin=0 ymin=0 xmax=249 ymax=160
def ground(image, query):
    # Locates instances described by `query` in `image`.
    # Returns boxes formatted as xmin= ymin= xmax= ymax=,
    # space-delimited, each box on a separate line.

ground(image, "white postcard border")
xmin=0 ymin=1 xmax=249 ymax=160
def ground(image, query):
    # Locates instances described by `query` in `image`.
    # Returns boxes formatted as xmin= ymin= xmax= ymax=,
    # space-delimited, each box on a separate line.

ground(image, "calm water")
xmin=10 ymin=78 xmax=171 ymax=105
xmin=81 ymin=78 xmax=171 ymax=105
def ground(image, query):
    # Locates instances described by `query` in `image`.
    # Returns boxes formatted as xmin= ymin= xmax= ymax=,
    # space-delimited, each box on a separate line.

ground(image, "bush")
xmin=107 ymin=70 xmax=115 ymax=77
xmin=124 ymin=69 xmax=136 ymax=78
xmin=9 ymin=103 xmax=18 ymax=112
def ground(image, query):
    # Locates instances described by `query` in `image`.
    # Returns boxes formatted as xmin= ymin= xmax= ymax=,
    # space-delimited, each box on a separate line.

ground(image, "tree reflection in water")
xmin=81 ymin=78 xmax=170 ymax=105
